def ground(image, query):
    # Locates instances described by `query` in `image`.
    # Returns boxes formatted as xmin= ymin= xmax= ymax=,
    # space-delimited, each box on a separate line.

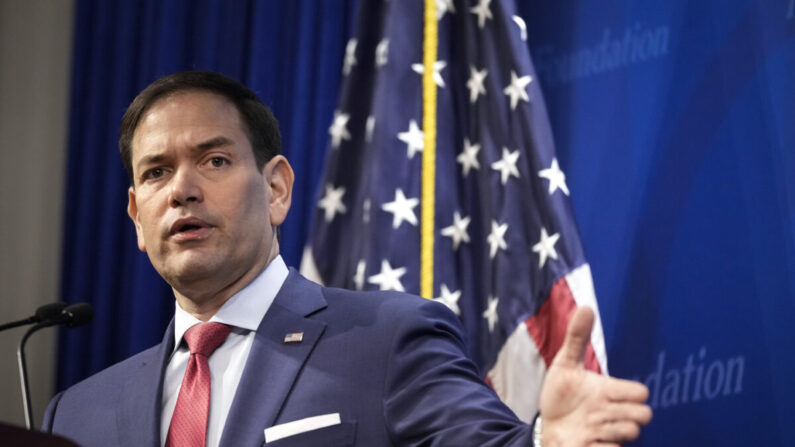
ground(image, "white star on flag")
xmin=317 ymin=184 xmax=347 ymax=222
xmin=434 ymin=284 xmax=462 ymax=316
xmin=466 ymin=66 xmax=488 ymax=104
xmin=512 ymin=15 xmax=527 ymax=41
xmin=368 ymin=259 xmax=407 ymax=291
xmin=503 ymin=70 xmax=532 ymax=110
xmin=397 ymin=120 xmax=425 ymax=159
xmin=491 ymin=147 xmax=521 ymax=184
xmin=538 ymin=158 xmax=570 ymax=196
xmin=411 ymin=60 xmax=447 ymax=88
xmin=381 ymin=189 xmax=419 ymax=229
xmin=482 ymin=296 xmax=499 ymax=332
xmin=328 ymin=111 xmax=351 ymax=148
xmin=487 ymin=220 xmax=509 ymax=259
xmin=440 ymin=211 xmax=471 ymax=250
xmin=470 ymin=0 xmax=493 ymax=29
xmin=457 ymin=138 xmax=481 ymax=176
xmin=353 ymin=259 xmax=366 ymax=290
xmin=375 ymin=39 xmax=389 ymax=68
xmin=532 ymin=227 xmax=561 ymax=268
xmin=343 ymin=39 xmax=357 ymax=75
xmin=436 ymin=0 xmax=456 ymax=20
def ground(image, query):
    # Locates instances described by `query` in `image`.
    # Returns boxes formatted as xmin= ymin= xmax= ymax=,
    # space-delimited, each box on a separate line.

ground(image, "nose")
xmin=168 ymin=167 xmax=203 ymax=207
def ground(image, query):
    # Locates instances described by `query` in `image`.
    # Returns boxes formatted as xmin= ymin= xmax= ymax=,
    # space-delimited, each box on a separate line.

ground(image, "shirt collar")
xmin=172 ymin=255 xmax=289 ymax=352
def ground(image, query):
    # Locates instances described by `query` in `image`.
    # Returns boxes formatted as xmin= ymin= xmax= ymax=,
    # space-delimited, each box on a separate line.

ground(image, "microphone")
xmin=0 ymin=302 xmax=68 ymax=332
xmin=41 ymin=302 xmax=94 ymax=329
xmin=17 ymin=302 xmax=94 ymax=429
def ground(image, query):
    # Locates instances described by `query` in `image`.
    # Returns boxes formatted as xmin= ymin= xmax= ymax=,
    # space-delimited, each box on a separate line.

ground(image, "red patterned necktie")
xmin=165 ymin=322 xmax=232 ymax=447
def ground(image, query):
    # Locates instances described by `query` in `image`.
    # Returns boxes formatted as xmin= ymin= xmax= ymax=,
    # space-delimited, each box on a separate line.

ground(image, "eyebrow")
xmin=135 ymin=136 xmax=235 ymax=171
xmin=195 ymin=136 xmax=234 ymax=151
xmin=136 ymin=153 xmax=167 ymax=171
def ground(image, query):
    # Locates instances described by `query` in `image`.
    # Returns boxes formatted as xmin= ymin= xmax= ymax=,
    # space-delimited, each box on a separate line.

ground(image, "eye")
xmin=209 ymin=157 xmax=229 ymax=168
xmin=143 ymin=167 xmax=165 ymax=180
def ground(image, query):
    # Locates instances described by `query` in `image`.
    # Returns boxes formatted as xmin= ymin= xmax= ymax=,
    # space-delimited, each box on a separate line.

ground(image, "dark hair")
xmin=119 ymin=71 xmax=281 ymax=185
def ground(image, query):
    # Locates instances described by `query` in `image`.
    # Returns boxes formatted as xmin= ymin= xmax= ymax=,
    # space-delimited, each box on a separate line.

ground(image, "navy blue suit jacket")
xmin=43 ymin=270 xmax=532 ymax=446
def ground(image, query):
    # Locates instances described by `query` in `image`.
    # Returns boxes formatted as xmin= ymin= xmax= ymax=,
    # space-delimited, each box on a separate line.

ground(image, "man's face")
xmin=127 ymin=90 xmax=291 ymax=295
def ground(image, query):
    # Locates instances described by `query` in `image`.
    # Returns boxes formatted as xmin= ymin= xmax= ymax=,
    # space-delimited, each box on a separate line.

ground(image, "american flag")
xmin=301 ymin=0 xmax=607 ymax=421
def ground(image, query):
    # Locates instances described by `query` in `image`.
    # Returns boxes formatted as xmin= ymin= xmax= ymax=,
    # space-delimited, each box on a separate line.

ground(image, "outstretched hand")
xmin=539 ymin=307 xmax=652 ymax=446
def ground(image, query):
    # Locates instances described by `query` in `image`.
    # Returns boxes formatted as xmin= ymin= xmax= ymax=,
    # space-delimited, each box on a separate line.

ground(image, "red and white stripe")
xmin=486 ymin=264 xmax=608 ymax=422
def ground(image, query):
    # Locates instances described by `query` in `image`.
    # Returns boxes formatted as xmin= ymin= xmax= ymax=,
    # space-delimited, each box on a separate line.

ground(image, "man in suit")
xmin=43 ymin=72 xmax=651 ymax=446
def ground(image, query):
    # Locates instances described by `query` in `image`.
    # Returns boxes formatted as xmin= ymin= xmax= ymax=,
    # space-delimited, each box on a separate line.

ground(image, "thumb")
xmin=552 ymin=306 xmax=594 ymax=369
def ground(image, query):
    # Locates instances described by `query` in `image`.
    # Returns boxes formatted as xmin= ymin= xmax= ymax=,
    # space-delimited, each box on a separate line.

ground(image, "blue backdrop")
xmin=518 ymin=1 xmax=795 ymax=444
xmin=59 ymin=1 xmax=795 ymax=445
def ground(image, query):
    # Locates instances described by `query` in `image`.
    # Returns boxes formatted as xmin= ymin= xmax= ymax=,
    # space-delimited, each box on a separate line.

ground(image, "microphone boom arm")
xmin=17 ymin=322 xmax=46 ymax=429
xmin=15 ymin=302 xmax=93 ymax=429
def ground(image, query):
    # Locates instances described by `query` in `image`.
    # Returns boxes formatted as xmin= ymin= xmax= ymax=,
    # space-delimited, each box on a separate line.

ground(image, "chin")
xmin=159 ymin=257 xmax=222 ymax=286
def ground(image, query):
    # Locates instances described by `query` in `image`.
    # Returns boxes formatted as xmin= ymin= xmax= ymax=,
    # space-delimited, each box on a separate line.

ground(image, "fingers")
xmin=584 ymin=378 xmax=652 ymax=444
xmin=589 ymin=401 xmax=652 ymax=444
xmin=606 ymin=377 xmax=650 ymax=403
xmin=597 ymin=420 xmax=642 ymax=443
xmin=553 ymin=306 xmax=595 ymax=368
xmin=593 ymin=402 xmax=653 ymax=426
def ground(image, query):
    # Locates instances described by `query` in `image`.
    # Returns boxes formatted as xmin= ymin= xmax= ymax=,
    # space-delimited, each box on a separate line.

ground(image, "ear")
xmin=263 ymin=155 xmax=294 ymax=226
xmin=127 ymin=187 xmax=147 ymax=252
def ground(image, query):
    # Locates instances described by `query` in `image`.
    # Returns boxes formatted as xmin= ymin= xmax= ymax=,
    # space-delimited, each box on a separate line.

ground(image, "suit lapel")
xmin=219 ymin=271 xmax=327 ymax=447
xmin=117 ymin=319 xmax=174 ymax=447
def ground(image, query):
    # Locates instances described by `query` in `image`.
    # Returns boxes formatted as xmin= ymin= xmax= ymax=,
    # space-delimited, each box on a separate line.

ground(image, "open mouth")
xmin=170 ymin=218 xmax=211 ymax=240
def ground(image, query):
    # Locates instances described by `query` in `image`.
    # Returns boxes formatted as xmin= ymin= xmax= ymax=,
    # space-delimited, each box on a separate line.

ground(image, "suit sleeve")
xmin=42 ymin=391 xmax=64 ymax=432
xmin=382 ymin=299 xmax=533 ymax=446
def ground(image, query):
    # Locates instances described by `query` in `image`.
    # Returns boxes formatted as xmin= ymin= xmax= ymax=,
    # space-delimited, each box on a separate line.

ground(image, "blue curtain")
xmin=58 ymin=0 xmax=358 ymax=390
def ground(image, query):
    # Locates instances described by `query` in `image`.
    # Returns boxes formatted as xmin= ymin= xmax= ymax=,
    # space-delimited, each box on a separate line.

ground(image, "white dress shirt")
xmin=160 ymin=256 xmax=289 ymax=447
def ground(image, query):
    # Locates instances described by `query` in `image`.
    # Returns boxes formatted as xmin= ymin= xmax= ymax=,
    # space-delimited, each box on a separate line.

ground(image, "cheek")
xmin=239 ymin=177 xmax=270 ymax=222
xmin=226 ymin=181 xmax=272 ymax=245
xmin=136 ymin=195 xmax=165 ymax=241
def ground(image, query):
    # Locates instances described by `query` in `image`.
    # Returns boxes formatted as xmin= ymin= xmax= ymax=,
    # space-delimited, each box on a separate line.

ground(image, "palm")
xmin=540 ymin=358 xmax=593 ymax=421
xmin=536 ymin=307 xmax=652 ymax=446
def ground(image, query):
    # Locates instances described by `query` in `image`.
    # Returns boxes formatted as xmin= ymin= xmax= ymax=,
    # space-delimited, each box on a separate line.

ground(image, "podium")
xmin=0 ymin=422 xmax=80 ymax=446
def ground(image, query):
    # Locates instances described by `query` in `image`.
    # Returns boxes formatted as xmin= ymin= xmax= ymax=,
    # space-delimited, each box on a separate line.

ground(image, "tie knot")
xmin=184 ymin=322 xmax=232 ymax=357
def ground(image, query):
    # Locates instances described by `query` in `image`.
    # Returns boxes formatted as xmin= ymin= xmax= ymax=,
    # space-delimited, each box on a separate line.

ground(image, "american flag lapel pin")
xmin=284 ymin=332 xmax=304 ymax=343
